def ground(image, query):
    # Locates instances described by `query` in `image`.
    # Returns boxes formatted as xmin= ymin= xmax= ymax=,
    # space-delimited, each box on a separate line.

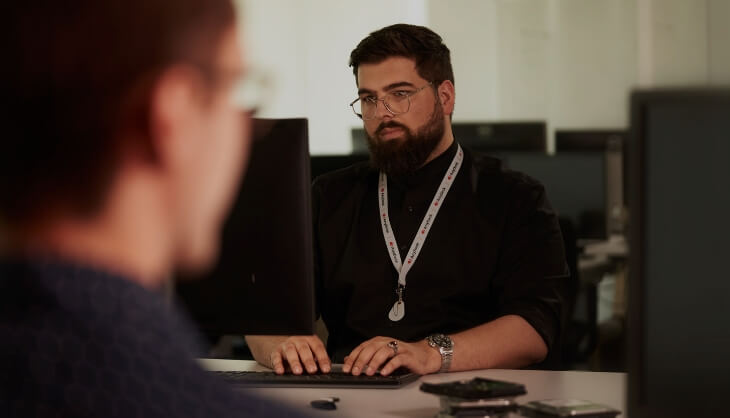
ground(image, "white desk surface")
xmin=201 ymin=359 xmax=627 ymax=418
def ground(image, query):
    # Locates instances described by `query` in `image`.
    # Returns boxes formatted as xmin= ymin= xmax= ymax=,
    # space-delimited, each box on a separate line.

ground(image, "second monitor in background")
xmin=310 ymin=153 xmax=369 ymax=181
xmin=501 ymin=130 xmax=626 ymax=242
xmin=557 ymin=130 xmax=627 ymax=238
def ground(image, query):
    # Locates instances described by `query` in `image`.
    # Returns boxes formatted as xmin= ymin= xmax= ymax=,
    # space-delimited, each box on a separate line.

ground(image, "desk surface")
xmin=201 ymin=359 xmax=626 ymax=418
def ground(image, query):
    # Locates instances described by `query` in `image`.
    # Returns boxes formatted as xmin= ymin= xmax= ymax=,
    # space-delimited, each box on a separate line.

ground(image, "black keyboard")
xmin=212 ymin=368 xmax=419 ymax=389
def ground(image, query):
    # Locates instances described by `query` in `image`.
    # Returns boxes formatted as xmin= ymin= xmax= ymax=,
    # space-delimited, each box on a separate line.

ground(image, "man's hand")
xmin=248 ymin=335 xmax=331 ymax=375
xmin=342 ymin=336 xmax=442 ymax=376
xmin=271 ymin=335 xmax=331 ymax=375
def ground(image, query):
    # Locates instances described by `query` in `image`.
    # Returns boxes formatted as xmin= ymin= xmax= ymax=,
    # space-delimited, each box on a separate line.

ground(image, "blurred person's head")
xmin=349 ymin=24 xmax=455 ymax=177
xmin=1 ymin=0 xmax=249 ymax=284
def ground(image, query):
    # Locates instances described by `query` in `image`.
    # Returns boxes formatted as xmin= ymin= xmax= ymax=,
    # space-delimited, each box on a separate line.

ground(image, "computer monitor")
xmin=556 ymin=130 xmax=628 ymax=236
xmin=451 ymin=121 xmax=547 ymax=152
xmin=500 ymin=152 xmax=606 ymax=241
xmin=628 ymin=89 xmax=730 ymax=417
xmin=310 ymin=154 xmax=369 ymax=181
xmin=554 ymin=129 xmax=625 ymax=152
xmin=175 ymin=118 xmax=315 ymax=336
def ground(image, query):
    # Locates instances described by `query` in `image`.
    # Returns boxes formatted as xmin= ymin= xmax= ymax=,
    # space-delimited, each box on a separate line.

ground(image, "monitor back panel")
xmin=628 ymin=90 xmax=730 ymax=417
xmin=176 ymin=118 xmax=315 ymax=336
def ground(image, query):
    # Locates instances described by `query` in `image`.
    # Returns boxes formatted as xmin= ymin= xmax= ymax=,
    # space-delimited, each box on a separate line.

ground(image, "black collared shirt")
xmin=312 ymin=141 xmax=568 ymax=363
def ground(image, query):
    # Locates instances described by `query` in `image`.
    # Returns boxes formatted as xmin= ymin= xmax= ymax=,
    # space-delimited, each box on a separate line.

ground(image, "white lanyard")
xmin=379 ymin=144 xmax=463 ymax=321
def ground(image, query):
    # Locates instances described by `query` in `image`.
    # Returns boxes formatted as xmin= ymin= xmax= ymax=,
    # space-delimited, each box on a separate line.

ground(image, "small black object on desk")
xmin=310 ymin=397 xmax=340 ymax=411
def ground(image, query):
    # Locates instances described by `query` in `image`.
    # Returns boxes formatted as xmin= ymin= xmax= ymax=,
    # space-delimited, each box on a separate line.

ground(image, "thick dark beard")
xmin=366 ymin=101 xmax=445 ymax=178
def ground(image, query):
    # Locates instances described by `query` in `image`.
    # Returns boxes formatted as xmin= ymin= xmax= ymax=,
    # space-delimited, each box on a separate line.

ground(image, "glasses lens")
xmin=356 ymin=99 xmax=376 ymax=119
xmin=352 ymin=91 xmax=414 ymax=120
xmin=384 ymin=93 xmax=410 ymax=114
xmin=232 ymin=68 xmax=272 ymax=113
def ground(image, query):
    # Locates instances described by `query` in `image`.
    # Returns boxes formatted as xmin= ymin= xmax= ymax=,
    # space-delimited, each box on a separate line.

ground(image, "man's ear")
xmin=147 ymin=66 xmax=202 ymax=170
xmin=437 ymin=80 xmax=455 ymax=116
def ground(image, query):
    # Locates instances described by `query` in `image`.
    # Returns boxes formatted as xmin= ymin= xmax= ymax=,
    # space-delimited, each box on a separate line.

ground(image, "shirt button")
xmin=407 ymin=206 xmax=414 ymax=213
xmin=400 ymin=245 xmax=407 ymax=252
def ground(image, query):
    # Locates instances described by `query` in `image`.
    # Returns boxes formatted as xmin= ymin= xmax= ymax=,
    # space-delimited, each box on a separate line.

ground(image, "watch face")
xmin=430 ymin=334 xmax=453 ymax=349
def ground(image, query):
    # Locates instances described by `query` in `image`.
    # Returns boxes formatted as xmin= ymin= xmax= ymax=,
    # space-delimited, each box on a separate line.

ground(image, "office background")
xmin=235 ymin=0 xmax=729 ymax=154
xmin=206 ymin=0 xmax=730 ymax=373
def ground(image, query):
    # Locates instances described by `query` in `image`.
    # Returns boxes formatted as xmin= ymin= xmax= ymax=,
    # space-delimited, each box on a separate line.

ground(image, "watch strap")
xmin=439 ymin=347 xmax=453 ymax=373
xmin=427 ymin=334 xmax=454 ymax=373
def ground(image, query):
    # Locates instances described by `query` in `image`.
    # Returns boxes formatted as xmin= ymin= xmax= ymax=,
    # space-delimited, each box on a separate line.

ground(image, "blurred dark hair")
xmin=1 ymin=0 xmax=235 ymax=226
xmin=349 ymin=24 xmax=454 ymax=87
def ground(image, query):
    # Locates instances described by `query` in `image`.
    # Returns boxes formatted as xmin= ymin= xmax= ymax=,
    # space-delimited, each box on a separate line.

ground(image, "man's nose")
xmin=374 ymin=99 xmax=394 ymax=120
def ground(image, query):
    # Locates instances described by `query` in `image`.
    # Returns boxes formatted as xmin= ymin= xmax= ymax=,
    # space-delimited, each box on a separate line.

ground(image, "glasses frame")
xmin=349 ymin=81 xmax=434 ymax=120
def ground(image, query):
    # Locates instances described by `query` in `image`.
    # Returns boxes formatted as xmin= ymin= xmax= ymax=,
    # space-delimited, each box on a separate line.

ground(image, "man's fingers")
xmin=343 ymin=344 xmax=364 ymax=373
xmin=282 ymin=342 xmax=304 ymax=374
xmin=351 ymin=344 xmax=379 ymax=375
xmin=380 ymin=354 xmax=405 ymax=376
xmin=383 ymin=352 xmax=431 ymax=376
xmin=268 ymin=336 xmax=330 ymax=375
xmin=309 ymin=340 xmax=331 ymax=373
xmin=270 ymin=351 xmax=285 ymax=375
xmin=365 ymin=345 xmax=395 ymax=376
xmin=302 ymin=335 xmax=330 ymax=373
xmin=295 ymin=342 xmax=318 ymax=374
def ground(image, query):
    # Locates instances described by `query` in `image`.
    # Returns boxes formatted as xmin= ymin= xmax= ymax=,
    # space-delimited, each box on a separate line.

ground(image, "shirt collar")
xmin=389 ymin=139 xmax=459 ymax=188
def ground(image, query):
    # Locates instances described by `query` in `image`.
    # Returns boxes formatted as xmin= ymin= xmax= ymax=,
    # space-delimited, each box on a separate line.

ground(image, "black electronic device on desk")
xmin=211 ymin=365 xmax=418 ymax=389
xmin=520 ymin=399 xmax=620 ymax=418
xmin=420 ymin=378 xmax=526 ymax=417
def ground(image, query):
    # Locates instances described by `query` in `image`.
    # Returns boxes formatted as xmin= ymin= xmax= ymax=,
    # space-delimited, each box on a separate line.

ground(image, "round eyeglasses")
xmin=349 ymin=82 xmax=433 ymax=120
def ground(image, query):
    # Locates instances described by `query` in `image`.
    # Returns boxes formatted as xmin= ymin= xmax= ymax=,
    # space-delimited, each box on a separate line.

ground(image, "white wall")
xmin=638 ymin=0 xmax=730 ymax=87
xmin=430 ymin=0 xmax=637 ymax=151
xmin=427 ymin=0 xmax=501 ymax=121
xmin=708 ymin=0 xmax=730 ymax=85
xmin=236 ymin=0 xmax=728 ymax=155
xmin=236 ymin=0 xmax=427 ymax=155
xmin=545 ymin=0 xmax=637 ymax=130
xmin=638 ymin=0 xmax=709 ymax=85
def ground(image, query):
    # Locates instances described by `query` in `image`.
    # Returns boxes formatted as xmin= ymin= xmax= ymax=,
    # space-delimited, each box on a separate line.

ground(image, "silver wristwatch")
xmin=426 ymin=333 xmax=454 ymax=373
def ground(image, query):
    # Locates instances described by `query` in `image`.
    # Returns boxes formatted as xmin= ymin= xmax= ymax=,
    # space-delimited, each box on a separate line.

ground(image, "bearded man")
xmin=247 ymin=24 xmax=569 ymax=377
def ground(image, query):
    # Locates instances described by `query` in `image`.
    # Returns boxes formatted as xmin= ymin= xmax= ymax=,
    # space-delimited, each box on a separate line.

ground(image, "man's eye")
xmin=392 ymin=90 xmax=411 ymax=98
xmin=362 ymin=97 xmax=378 ymax=104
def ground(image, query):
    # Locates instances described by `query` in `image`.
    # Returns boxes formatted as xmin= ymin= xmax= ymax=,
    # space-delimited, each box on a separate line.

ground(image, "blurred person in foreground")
xmin=0 ymin=1 xmax=305 ymax=416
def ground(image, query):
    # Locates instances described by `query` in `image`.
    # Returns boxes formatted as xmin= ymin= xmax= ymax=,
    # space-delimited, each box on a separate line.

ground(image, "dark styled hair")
xmin=349 ymin=24 xmax=454 ymax=86
xmin=1 ymin=0 xmax=235 ymax=226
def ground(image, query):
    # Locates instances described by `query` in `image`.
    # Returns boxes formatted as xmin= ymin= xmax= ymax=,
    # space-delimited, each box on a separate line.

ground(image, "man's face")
xmin=172 ymin=26 xmax=250 ymax=273
xmin=356 ymin=57 xmax=445 ymax=177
